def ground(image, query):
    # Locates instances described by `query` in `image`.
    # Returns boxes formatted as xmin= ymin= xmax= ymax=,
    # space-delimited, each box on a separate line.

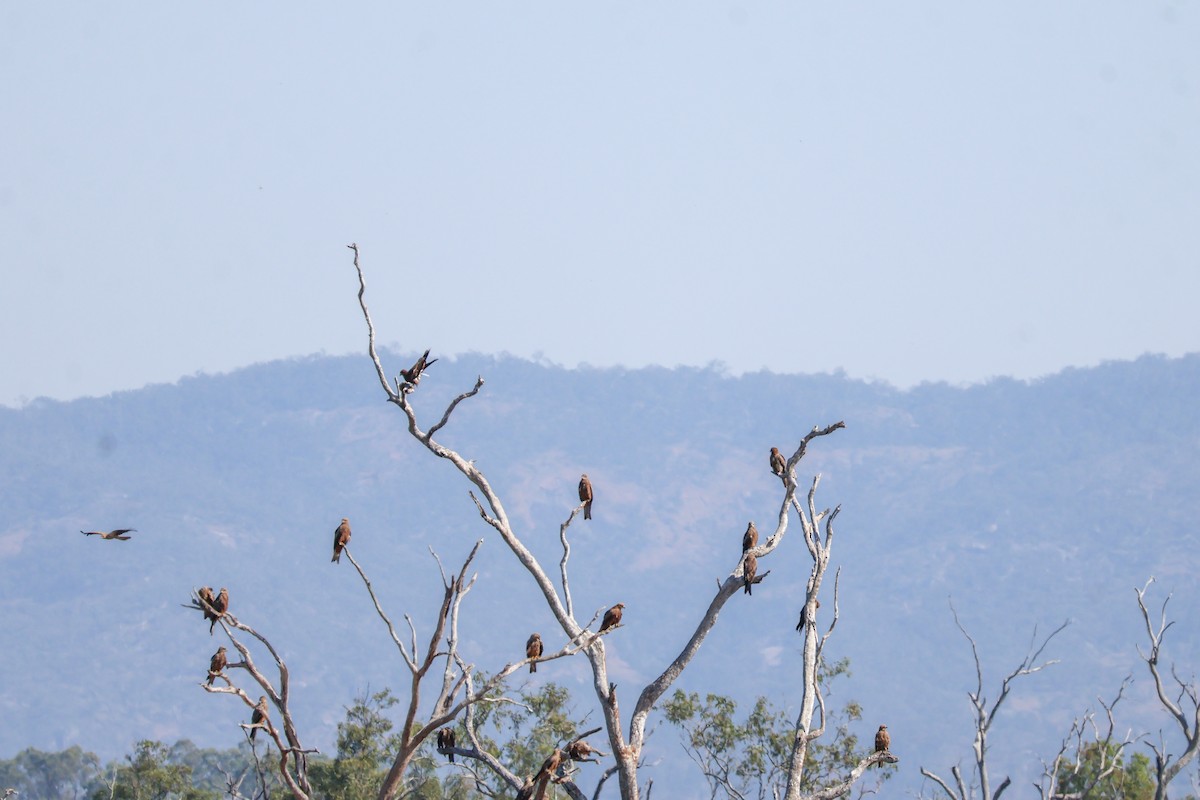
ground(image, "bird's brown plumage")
xmin=796 ymin=598 xmax=821 ymax=631
xmin=600 ymin=602 xmax=624 ymax=633
xmin=210 ymin=588 xmax=229 ymax=634
xmin=578 ymin=474 xmax=593 ymax=520
xmin=198 ymin=587 xmax=217 ymax=624
xmin=437 ymin=728 xmax=456 ymax=763
xmin=526 ymin=633 xmax=543 ymax=673
xmin=875 ymin=724 xmax=890 ymax=754
xmin=770 ymin=447 xmax=786 ymax=477
xmin=250 ymin=696 xmax=269 ymax=741
xmin=743 ymin=552 xmax=758 ymax=595
xmin=742 ymin=522 xmax=758 ymax=553
xmin=400 ymin=349 xmax=438 ymax=386
xmin=566 ymin=740 xmax=598 ymax=762
xmin=332 ymin=518 xmax=351 ymax=563
xmin=207 ymin=646 xmax=227 ymax=686
xmin=536 ymin=749 xmax=563 ymax=781
xmin=81 ymin=529 xmax=135 ymax=540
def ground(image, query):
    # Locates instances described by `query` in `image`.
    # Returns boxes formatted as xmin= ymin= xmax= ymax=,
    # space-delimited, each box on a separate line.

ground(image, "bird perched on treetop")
xmin=206 ymin=646 xmax=227 ymax=686
xmin=400 ymin=349 xmax=438 ymax=386
xmin=742 ymin=522 xmax=758 ymax=553
xmin=875 ymin=724 xmax=891 ymax=763
xmin=198 ymin=587 xmax=217 ymax=625
xmin=600 ymin=603 xmax=624 ymax=632
xmin=770 ymin=447 xmax=786 ymax=477
xmin=81 ymin=529 xmax=135 ymax=540
xmin=526 ymin=633 xmax=543 ymax=673
xmin=250 ymin=696 xmax=269 ymax=741
xmin=743 ymin=552 xmax=758 ymax=595
xmin=332 ymin=518 xmax=351 ymax=563
xmin=210 ymin=588 xmax=229 ymax=634
xmin=578 ymin=474 xmax=593 ymax=520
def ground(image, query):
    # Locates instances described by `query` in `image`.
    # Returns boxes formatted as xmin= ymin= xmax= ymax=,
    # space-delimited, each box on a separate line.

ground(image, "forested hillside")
xmin=1 ymin=350 xmax=1198 ymax=797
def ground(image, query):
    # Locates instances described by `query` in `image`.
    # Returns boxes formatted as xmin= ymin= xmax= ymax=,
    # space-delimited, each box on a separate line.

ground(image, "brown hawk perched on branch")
xmin=250 ymin=696 xmax=269 ymax=741
xmin=770 ymin=447 xmax=786 ymax=477
xmin=210 ymin=588 xmax=229 ymax=634
xmin=743 ymin=553 xmax=758 ymax=595
xmin=81 ymin=529 xmax=135 ymax=540
xmin=206 ymin=646 xmax=227 ymax=686
xmin=400 ymin=349 xmax=438 ymax=386
xmin=875 ymin=724 xmax=890 ymax=756
xmin=578 ymin=474 xmax=593 ymax=520
xmin=198 ymin=587 xmax=217 ymax=625
xmin=796 ymin=598 xmax=820 ymax=631
xmin=437 ymin=727 xmax=456 ymax=762
xmin=526 ymin=633 xmax=543 ymax=673
xmin=600 ymin=603 xmax=624 ymax=633
xmin=742 ymin=522 xmax=758 ymax=553
xmin=332 ymin=518 xmax=351 ymax=563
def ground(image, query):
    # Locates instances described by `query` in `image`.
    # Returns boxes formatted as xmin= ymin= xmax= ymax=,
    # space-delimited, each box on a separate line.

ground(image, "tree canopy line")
xmin=18 ymin=247 xmax=1197 ymax=800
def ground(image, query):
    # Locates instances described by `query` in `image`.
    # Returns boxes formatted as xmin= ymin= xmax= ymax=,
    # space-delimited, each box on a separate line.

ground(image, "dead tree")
xmin=1034 ymin=678 xmax=1135 ymax=800
xmin=920 ymin=604 xmax=1069 ymax=800
xmin=347 ymin=243 xmax=885 ymax=800
xmin=1136 ymin=578 xmax=1200 ymax=800
xmin=188 ymin=593 xmax=316 ymax=799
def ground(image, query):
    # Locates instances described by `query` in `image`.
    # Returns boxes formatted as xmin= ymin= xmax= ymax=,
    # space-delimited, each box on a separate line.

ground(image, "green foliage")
xmin=89 ymin=740 xmax=215 ymax=800
xmin=1054 ymin=742 xmax=1154 ymax=800
xmin=310 ymin=688 xmax=404 ymax=800
xmin=663 ymin=657 xmax=887 ymax=799
xmin=0 ymin=745 xmax=99 ymax=800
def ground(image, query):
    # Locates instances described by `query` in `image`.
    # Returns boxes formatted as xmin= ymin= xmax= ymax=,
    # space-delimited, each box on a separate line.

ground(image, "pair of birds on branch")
xmin=197 ymin=586 xmax=229 ymax=634
xmin=525 ymin=602 xmax=624 ymax=674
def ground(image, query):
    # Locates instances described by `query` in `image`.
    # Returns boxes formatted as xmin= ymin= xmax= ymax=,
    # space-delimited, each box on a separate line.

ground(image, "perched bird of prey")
xmin=331 ymin=518 xmax=351 ymax=564
xmin=742 ymin=522 xmax=758 ymax=553
xmin=578 ymin=474 xmax=593 ymax=520
xmin=526 ymin=633 xmax=543 ymax=673
xmin=81 ymin=529 xmax=135 ymax=540
xmin=600 ymin=603 xmax=624 ymax=633
xmin=796 ymin=598 xmax=821 ymax=631
xmin=400 ymin=349 xmax=438 ymax=385
xmin=437 ymin=728 xmax=456 ymax=763
xmin=770 ymin=447 xmax=786 ymax=477
xmin=743 ymin=553 xmax=758 ymax=595
xmin=536 ymin=748 xmax=563 ymax=781
xmin=198 ymin=587 xmax=217 ymax=625
xmin=206 ymin=646 xmax=227 ymax=686
xmin=250 ymin=696 xmax=269 ymax=741
xmin=210 ymin=588 xmax=229 ymax=634
xmin=566 ymin=739 xmax=599 ymax=762
xmin=875 ymin=724 xmax=890 ymax=757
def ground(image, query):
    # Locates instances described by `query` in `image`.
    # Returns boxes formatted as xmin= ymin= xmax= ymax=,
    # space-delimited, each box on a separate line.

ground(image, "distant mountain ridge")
xmin=1 ymin=350 xmax=1198 ymax=796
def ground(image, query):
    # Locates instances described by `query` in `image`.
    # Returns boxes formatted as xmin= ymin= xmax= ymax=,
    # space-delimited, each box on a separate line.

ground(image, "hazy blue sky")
xmin=2 ymin=3 xmax=1196 ymax=407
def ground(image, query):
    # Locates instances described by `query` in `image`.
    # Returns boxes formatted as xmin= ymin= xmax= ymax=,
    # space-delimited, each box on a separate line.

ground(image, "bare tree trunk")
xmin=347 ymin=244 xmax=878 ymax=800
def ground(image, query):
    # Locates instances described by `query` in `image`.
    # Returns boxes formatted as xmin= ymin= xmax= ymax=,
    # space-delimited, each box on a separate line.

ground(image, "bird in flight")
xmin=578 ymin=474 xmax=594 ymax=520
xmin=81 ymin=529 xmax=135 ymax=540
xmin=332 ymin=518 xmax=351 ymax=563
